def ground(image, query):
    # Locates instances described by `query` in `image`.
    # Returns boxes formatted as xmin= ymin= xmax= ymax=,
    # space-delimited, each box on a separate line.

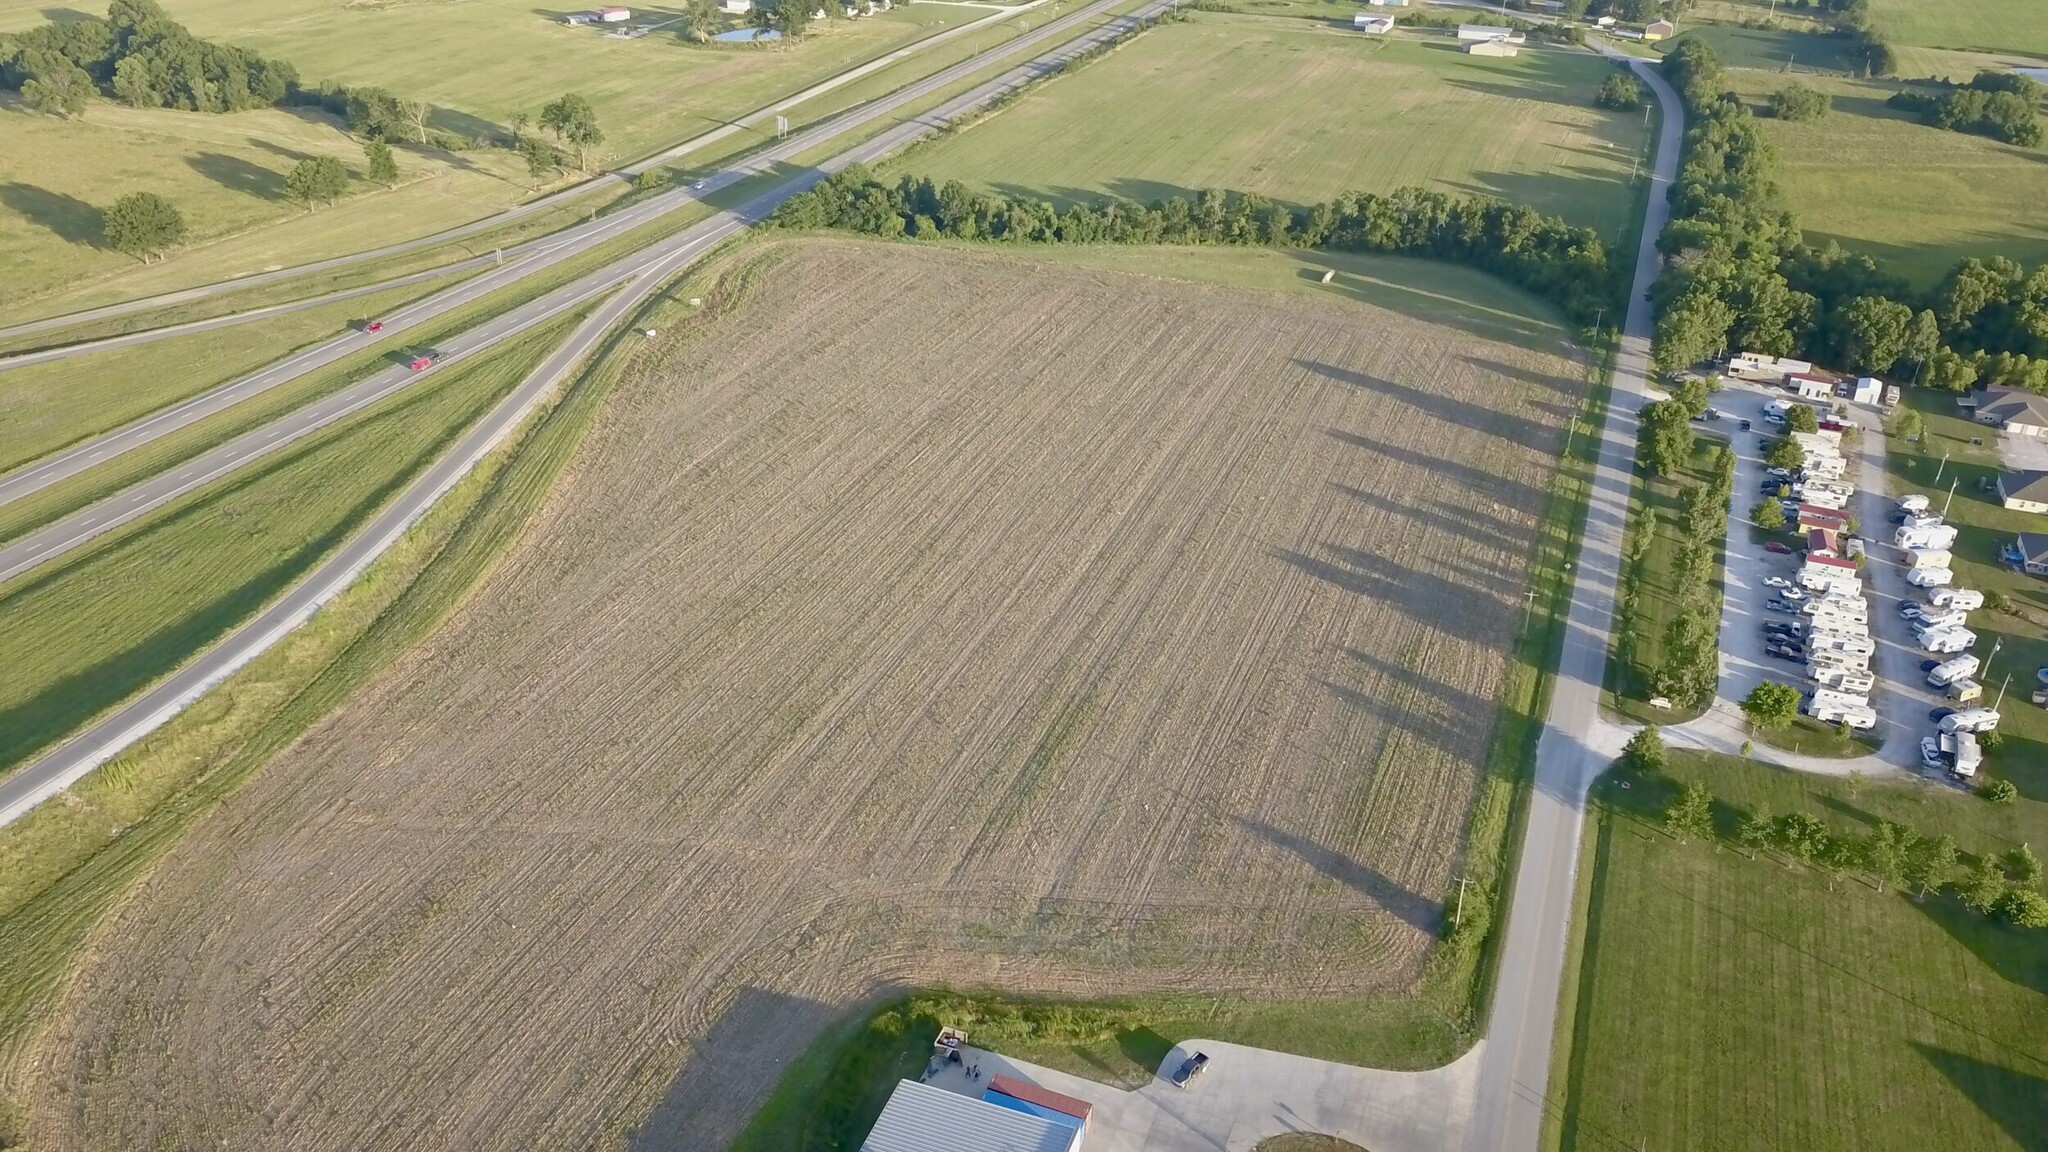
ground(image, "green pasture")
xmin=1555 ymin=750 xmax=2048 ymax=1152
xmin=891 ymin=20 xmax=1653 ymax=233
xmin=0 ymin=94 xmax=534 ymax=311
xmin=1869 ymin=0 xmax=2048 ymax=58
xmin=0 ymin=0 xmax=990 ymax=161
xmin=1658 ymin=24 xmax=1865 ymax=73
xmin=1721 ymin=71 xmax=2048 ymax=288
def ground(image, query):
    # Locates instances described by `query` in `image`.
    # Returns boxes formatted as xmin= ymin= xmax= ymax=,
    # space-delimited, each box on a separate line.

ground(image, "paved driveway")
xmin=929 ymin=1042 xmax=1483 ymax=1152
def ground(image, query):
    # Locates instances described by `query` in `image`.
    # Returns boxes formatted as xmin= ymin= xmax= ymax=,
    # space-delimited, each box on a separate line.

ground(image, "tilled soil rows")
xmin=25 ymin=241 xmax=1585 ymax=1151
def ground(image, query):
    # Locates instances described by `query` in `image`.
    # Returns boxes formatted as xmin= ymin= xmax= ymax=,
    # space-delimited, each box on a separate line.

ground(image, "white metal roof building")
xmin=863 ymin=1080 xmax=1083 ymax=1152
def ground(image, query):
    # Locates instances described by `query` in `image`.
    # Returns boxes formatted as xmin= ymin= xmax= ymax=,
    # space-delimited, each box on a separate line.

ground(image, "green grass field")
xmin=1555 ymin=749 xmax=2048 ymax=1152
xmin=0 ymin=94 xmax=538 ymax=310
xmin=1719 ymin=71 xmax=2048 ymax=288
xmin=1607 ymin=438 xmax=1726 ymax=724
xmin=0 ymin=0 xmax=996 ymax=313
xmin=1869 ymin=0 xmax=2048 ymax=58
xmin=1659 ymin=25 xmax=1864 ymax=73
xmin=0 ymin=312 xmax=580 ymax=778
xmin=890 ymin=19 xmax=1652 ymax=233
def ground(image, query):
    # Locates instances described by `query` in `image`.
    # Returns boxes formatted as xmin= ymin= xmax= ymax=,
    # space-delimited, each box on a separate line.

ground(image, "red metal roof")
xmin=986 ymin=1074 xmax=1092 ymax=1124
xmin=1805 ymin=553 xmax=1858 ymax=570
xmin=1798 ymin=505 xmax=1849 ymax=526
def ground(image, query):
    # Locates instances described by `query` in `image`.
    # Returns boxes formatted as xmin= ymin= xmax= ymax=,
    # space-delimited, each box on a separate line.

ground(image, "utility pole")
xmin=1934 ymin=449 xmax=1951 ymax=484
xmin=1983 ymin=637 xmax=2004 ymax=687
xmin=1454 ymin=876 xmax=1470 ymax=928
xmin=494 ymin=247 xmax=502 ymax=265
xmin=1942 ymin=475 xmax=1959 ymax=519
xmin=1995 ymin=671 xmax=2013 ymax=712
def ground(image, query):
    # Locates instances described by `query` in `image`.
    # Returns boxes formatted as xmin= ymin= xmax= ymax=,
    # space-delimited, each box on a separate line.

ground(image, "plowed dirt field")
xmin=22 ymin=241 xmax=1586 ymax=1152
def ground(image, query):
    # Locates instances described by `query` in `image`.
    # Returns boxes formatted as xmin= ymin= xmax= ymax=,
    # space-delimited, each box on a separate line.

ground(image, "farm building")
xmin=1354 ymin=13 xmax=1394 ymax=31
xmin=561 ymin=11 xmax=597 ymax=23
xmin=1644 ymin=19 xmax=1676 ymax=39
xmin=1799 ymin=504 xmax=1850 ymax=538
xmin=1851 ymin=376 xmax=1882 ymax=404
xmin=1457 ymin=23 xmax=1525 ymax=42
xmin=1366 ymin=0 xmax=1408 ymax=7
xmin=985 ymin=1075 xmax=1092 ymax=1133
xmin=1594 ymin=14 xmax=1616 ymax=26
xmin=597 ymin=5 xmax=631 ymax=19
xmin=1464 ymin=39 xmax=1520 ymax=55
xmin=862 ymin=1079 xmax=1083 ymax=1152
xmin=2013 ymin=533 xmax=2048 ymax=577
xmin=1788 ymin=372 xmax=1835 ymax=400
xmin=1999 ymin=470 xmax=2048 ymax=513
xmin=720 ymin=0 xmax=754 ymax=11
xmin=1968 ymin=387 xmax=2048 ymax=435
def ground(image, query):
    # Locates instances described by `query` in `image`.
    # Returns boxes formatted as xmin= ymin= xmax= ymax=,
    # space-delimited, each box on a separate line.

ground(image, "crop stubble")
xmin=24 ymin=241 xmax=1583 ymax=1151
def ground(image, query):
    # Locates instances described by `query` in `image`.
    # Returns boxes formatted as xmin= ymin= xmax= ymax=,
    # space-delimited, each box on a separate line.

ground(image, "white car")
xmin=1761 ymin=576 xmax=1791 ymax=589
xmin=1921 ymin=736 xmax=1944 ymax=769
xmin=1778 ymin=587 xmax=1808 ymax=601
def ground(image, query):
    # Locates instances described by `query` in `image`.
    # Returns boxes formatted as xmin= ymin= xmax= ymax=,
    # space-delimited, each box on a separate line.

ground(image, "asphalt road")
xmin=0 ymin=0 xmax=1150 ymax=583
xmin=0 ymin=0 xmax=1174 ymax=828
xmin=0 ymin=0 xmax=1052 ymax=348
xmin=1463 ymin=41 xmax=1684 ymax=1152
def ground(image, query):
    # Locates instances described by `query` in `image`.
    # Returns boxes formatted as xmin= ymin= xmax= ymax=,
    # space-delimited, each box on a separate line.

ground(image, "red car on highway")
xmin=364 ymin=320 xmax=384 ymax=333
xmin=409 ymin=353 xmax=436 ymax=371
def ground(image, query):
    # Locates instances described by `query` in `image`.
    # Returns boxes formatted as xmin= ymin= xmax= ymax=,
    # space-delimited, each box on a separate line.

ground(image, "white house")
xmin=719 ymin=0 xmax=752 ymax=11
xmin=1971 ymin=387 xmax=2048 ymax=436
xmin=1366 ymin=0 xmax=1408 ymax=7
xmin=596 ymin=5 xmax=631 ymax=21
xmin=1789 ymin=372 xmax=1835 ymax=400
xmin=1594 ymin=14 xmax=1616 ymax=26
xmin=1465 ymin=39 xmax=1520 ymax=55
xmin=1353 ymin=12 xmax=1394 ymax=31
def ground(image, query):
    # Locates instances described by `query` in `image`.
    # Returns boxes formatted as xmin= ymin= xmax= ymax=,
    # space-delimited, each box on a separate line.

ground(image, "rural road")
xmin=0 ymin=0 xmax=1176 ymax=828
xmin=0 ymin=0 xmax=1152 ymax=584
xmin=0 ymin=0 xmax=1055 ymax=347
xmin=1463 ymin=40 xmax=1683 ymax=1152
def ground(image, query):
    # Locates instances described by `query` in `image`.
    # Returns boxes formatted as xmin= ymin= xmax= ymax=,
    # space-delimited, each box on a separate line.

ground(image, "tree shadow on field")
xmin=1272 ymin=543 xmax=1518 ymax=640
xmin=1912 ymin=1044 xmax=2048 ymax=1152
xmin=0 ymin=182 xmax=102 ymax=246
xmin=1330 ymin=480 xmax=1535 ymax=549
xmin=1322 ymin=426 xmax=1547 ymax=510
xmin=1233 ymin=817 xmax=1441 ymax=933
xmin=187 ymin=151 xmax=287 ymax=201
xmin=1908 ymin=889 xmax=2048 ymax=999
xmin=242 ymin=137 xmax=316 ymax=165
xmin=1295 ymin=358 xmax=1561 ymax=454
xmin=634 ymin=986 xmax=849 ymax=1152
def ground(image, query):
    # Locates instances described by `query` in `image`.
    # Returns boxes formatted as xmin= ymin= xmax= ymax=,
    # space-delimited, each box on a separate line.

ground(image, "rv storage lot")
xmin=21 ymin=240 xmax=1583 ymax=1152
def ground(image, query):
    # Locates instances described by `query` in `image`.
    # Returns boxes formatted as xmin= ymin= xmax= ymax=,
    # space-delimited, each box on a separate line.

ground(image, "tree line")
xmin=771 ymin=168 xmax=1617 ymax=328
xmin=1888 ymin=70 xmax=2043 ymax=147
xmin=0 ymin=0 xmax=297 ymax=117
xmin=1619 ymin=384 xmax=1730 ymax=709
xmin=1651 ymin=39 xmax=2048 ymax=392
xmin=1624 ymin=728 xmax=2048 ymax=927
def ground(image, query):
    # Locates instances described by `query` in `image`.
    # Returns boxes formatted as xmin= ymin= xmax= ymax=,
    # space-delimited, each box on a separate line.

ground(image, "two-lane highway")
xmin=0 ymin=0 xmax=1176 ymax=827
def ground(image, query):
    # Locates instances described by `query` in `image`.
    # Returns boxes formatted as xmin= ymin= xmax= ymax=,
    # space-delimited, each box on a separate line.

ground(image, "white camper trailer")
xmin=1921 ymin=627 xmax=1977 ymax=654
xmin=1926 ymin=654 xmax=1980 ymax=687
xmin=1907 ymin=566 xmax=1955 ymax=588
xmin=1907 ymin=548 xmax=1954 ymax=570
xmin=1928 ymin=587 xmax=1984 ymax=611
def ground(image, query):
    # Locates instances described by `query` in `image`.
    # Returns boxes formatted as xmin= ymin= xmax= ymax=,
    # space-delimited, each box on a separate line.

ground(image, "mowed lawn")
xmin=1558 ymin=750 xmax=2048 ymax=1152
xmin=1869 ymin=0 xmax=2048 ymax=58
xmin=894 ymin=20 xmax=1652 ymax=232
xmin=1722 ymin=71 xmax=2048 ymax=287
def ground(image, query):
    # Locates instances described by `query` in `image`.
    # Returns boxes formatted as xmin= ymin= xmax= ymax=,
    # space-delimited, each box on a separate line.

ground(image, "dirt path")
xmin=24 ymin=241 xmax=1584 ymax=1152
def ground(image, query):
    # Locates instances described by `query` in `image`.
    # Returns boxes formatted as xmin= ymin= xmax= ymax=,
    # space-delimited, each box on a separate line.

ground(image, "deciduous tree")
xmin=1742 ymin=681 xmax=1800 ymax=730
xmin=1623 ymin=725 xmax=1665 ymax=775
xmin=1962 ymin=857 xmax=2008 ymax=913
xmin=540 ymin=93 xmax=605 ymax=171
xmin=1751 ymin=499 xmax=1785 ymax=530
xmin=1904 ymin=833 xmax=1957 ymax=899
xmin=1994 ymin=886 xmax=2048 ymax=928
xmin=1664 ymin=780 xmax=1715 ymax=844
xmin=519 ymin=135 xmax=557 ymax=186
xmin=1738 ymin=808 xmax=1774 ymax=860
xmin=363 ymin=138 xmax=398 ymax=185
xmin=1840 ymin=294 xmax=1913 ymax=375
xmin=1863 ymin=822 xmax=1909 ymax=893
xmin=1786 ymin=404 xmax=1819 ymax=434
xmin=1777 ymin=812 xmax=1828 ymax=870
xmin=285 ymin=155 xmax=349 ymax=208
xmin=2005 ymin=843 xmax=2042 ymax=889
xmin=100 ymin=190 xmax=185 ymax=261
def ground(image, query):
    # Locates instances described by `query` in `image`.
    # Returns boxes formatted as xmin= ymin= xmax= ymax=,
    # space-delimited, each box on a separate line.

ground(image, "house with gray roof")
xmin=1971 ymin=388 xmax=2048 ymax=436
xmin=2000 ymin=470 xmax=2048 ymax=513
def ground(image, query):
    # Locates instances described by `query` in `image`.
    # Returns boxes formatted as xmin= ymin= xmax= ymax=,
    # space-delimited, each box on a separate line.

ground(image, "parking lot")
xmin=1706 ymin=379 xmax=1955 ymax=776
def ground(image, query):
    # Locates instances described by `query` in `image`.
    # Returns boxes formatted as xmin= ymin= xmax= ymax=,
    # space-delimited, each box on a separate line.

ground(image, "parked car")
xmin=1766 ymin=644 xmax=1804 ymax=661
xmin=1739 ymin=418 xmax=1752 ymax=431
xmin=1766 ymin=467 xmax=1792 ymax=480
xmin=1766 ymin=599 xmax=1799 ymax=614
xmin=1778 ymin=587 xmax=1808 ymax=601
xmin=1765 ymin=541 xmax=1792 ymax=554
xmin=1761 ymin=576 xmax=1791 ymax=589
xmin=1764 ymin=622 xmax=1804 ymax=638
xmin=1170 ymin=1052 xmax=1210 ymax=1088
xmin=1921 ymin=736 xmax=1945 ymax=770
